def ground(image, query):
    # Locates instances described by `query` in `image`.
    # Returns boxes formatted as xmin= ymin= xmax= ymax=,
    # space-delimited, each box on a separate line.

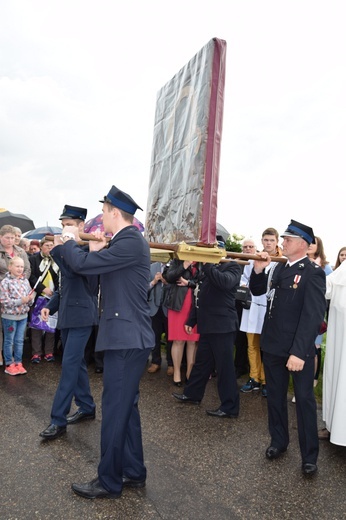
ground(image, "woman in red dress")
xmin=163 ymin=259 xmax=200 ymax=386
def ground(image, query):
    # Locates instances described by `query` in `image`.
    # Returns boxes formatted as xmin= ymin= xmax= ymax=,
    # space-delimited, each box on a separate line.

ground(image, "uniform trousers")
xmin=263 ymin=351 xmax=319 ymax=464
xmin=184 ymin=331 xmax=239 ymax=416
xmin=51 ymin=326 xmax=95 ymax=426
xmin=98 ymin=347 xmax=151 ymax=494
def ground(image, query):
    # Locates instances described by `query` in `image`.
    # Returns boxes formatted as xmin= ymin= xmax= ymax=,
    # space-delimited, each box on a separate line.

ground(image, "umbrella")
xmin=216 ymin=222 xmax=231 ymax=240
xmin=23 ymin=226 xmax=62 ymax=240
xmin=0 ymin=209 xmax=35 ymax=233
xmin=84 ymin=214 xmax=145 ymax=235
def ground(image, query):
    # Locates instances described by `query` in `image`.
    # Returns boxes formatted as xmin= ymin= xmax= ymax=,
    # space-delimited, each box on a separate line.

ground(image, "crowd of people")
xmin=0 ymin=207 xmax=345 ymax=497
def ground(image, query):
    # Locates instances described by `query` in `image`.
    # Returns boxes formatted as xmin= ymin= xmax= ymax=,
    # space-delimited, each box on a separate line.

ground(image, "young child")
xmin=0 ymin=257 xmax=34 ymax=375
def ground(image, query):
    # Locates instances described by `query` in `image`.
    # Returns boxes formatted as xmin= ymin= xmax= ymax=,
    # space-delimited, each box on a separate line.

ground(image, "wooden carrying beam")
xmin=226 ymin=251 xmax=287 ymax=263
xmin=45 ymin=234 xmax=262 ymax=265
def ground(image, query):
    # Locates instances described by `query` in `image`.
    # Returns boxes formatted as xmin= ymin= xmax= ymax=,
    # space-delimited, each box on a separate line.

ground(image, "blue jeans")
xmin=2 ymin=317 xmax=27 ymax=366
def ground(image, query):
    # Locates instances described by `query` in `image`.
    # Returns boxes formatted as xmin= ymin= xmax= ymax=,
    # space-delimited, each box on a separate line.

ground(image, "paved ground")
xmin=0 ymin=346 xmax=345 ymax=520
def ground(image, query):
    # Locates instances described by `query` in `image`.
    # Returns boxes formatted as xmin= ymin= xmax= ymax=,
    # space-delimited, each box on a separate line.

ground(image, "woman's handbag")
xmin=235 ymin=286 xmax=252 ymax=310
xmin=29 ymin=296 xmax=58 ymax=334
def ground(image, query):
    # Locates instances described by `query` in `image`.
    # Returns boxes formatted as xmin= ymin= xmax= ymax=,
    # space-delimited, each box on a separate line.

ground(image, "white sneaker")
xmin=292 ymin=395 xmax=296 ymax=403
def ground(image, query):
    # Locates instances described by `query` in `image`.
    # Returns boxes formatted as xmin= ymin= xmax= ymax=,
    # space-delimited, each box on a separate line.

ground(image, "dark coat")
xmin=249 ymin=258 xmax=326 ymax=360
xmin=186 ymin=261 xmax=241 ymax=334
xmin=58 ymin=225 xmax=155 ymax=352
xmin=29 ymin=252 xmax=59 ymax=300
xmin=46 ymin=246 xmax=99 ymax=330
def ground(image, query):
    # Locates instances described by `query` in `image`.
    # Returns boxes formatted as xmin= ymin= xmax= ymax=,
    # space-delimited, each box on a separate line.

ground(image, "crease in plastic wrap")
xmin=145 ymin=37 xmax=226 ymax=245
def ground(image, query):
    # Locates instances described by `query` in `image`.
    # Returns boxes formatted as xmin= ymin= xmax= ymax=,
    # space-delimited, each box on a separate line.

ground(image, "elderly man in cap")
xmin=39 ymin=205 xmax=99 ymax=440
xmin=249 ymin=219 xmax=326 ymax=476
xmin=54 ymin=186 xmax=154 ymax=499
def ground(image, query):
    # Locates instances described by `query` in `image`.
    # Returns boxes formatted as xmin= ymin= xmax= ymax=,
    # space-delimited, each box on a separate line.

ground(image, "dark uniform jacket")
xmin=249 ymin=257 xmax=326 ymax=360
xmin=59 ymin=225 xmax=155 ymax=352
xmin=46 ymin=246 xmax=99 ymax=330
xmin=186 ymin=261 xmax=241 ymax=334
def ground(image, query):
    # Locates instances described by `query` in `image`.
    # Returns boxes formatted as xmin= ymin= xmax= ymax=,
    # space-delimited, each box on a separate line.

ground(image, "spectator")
xmin=29 ymin=240 xmax=40 ymax=255
xmin=333 ymin=246 xmax=346 ymax=270
xmin=240 ymin=228 xmax=283 ymax=397
xmin=19 ymin=238 xmax=31 ymax=253
xmin=307 ymin=236 xmax=332 ymax=386
xmin=0 ymin=256 xmax=34 ymax=375
xmin=147 ymin=261 xmax=173 ymax=376
xmin=13 ymin=227 xmax=22 ymax=246
xmin=0 ymin=225 xmax=31 ymax=367
xmin=233 ymin=238 xmax=254 ymax=378
xmin=163 ymin=259 xmax=200 ymax=386
xmin=29 ymin=237 xmax=60 ymax=363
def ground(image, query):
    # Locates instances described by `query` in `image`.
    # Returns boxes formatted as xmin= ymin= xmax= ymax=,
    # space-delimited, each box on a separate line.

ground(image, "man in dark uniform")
xmin=56 ymin=186 xmax=154 ymax=499
xmin=172 ymin=259 xmax=241 ymax=418
xmin=39 ymin=205 xmax=99 ymax=440
xmin=249 ymin=219 xmax=326 ymax=476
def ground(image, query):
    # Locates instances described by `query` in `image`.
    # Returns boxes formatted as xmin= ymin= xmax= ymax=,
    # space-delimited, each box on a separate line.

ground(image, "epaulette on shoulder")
xmin=307 ymin=260 xmax=321 ymax=269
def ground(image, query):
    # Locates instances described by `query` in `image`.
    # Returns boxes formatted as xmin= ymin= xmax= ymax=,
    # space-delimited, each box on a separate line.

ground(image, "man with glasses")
xmin=240 ymin=228 xmax=283 ymax=397
xmin=233 ymin=238 xmax=256 ymax=378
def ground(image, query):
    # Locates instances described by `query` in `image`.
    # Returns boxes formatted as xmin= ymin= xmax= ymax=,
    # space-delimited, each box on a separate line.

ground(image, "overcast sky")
xmin=1 ymin=0 xmax=345 ymax=263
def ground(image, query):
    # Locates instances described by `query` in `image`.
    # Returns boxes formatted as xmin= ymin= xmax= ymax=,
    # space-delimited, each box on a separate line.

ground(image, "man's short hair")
xmin=262 ymin=227 xmax=279 ymax=240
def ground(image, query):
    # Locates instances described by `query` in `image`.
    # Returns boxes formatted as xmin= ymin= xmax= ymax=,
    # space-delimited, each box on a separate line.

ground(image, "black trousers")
xmin=150 ymin=306 xmax=172 ymax=366
xmin=184 ymin=331 xmax=239 ymax=416
xmin=234 ymin=330 xmax=249 ymax=375
xmin=263 ymin=351 xmax=318 ymax=464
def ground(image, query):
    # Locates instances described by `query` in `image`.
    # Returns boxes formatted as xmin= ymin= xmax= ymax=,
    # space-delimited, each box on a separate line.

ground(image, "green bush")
xmin=225 ymin=233 xmax=244 ymax=253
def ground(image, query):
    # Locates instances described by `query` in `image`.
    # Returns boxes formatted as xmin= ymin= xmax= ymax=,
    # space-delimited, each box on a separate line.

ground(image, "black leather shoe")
xmin=265 ymin=446 xmax=287 ymax=460
xmin=302 ymin=463 xmax=318 ymax=476
xmin=172 ymin=393 xmax=201 ymax=404
xmin=122 ymin=476 xmax=146 ymax=488
xmin=39 ymin=424 xmax=66 ymax=440
xmin=71 ymin=477 xmax=120 ymax=499
xmin=67 ymin=409 xmax=96 ymax=424
xmin=206 ymin=409 xmax=238 ymax=418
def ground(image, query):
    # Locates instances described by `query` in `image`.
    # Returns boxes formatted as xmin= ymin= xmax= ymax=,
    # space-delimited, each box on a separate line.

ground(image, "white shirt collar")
xmin=286 ymin=256 xmax=307 ymax=267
